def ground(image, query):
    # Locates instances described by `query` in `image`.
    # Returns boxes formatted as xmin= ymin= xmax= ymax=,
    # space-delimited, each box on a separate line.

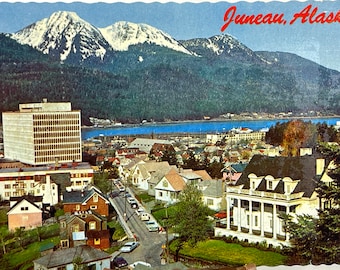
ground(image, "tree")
xmin=314 ymin=142 xmax=340 ymax=264
xmin=285 ymin=143 xmax=340 ymax=264
xmin=0 ymin=227 xmax=9 ymax=254
xmin=282 ymin=120 xmax=316 ymax=156
xmin=168 ymin=184 xmax=213 ymax=261
xmin=284 ymin=214 xmax=317 ymax=264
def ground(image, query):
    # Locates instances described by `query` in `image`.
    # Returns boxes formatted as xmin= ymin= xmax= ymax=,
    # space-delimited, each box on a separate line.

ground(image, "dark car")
xmin=111 ymin=256 xmax=128 ymax=268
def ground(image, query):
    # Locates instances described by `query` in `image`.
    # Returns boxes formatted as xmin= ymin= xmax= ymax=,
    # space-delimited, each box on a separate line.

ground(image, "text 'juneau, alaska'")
xmin=221 ymin=4 xmax=340 ymax=31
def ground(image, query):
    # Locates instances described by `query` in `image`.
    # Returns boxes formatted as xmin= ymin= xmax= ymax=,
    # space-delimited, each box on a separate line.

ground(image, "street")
xmin=111 ymin=188 xmax=168 ymax=267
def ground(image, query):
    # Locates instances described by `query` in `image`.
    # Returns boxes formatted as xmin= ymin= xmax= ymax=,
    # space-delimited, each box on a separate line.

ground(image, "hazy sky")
xmin=1 ymin=1 xmax=340 ymax=71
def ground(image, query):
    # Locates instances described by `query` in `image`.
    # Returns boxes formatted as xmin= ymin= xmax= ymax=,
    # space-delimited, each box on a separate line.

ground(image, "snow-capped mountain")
xmin=11 ymin=11 xmax=111 ymax=62
xmin=10 ymin=11 xmax=195 ymax=62
xmin=182 ymin=34 xmax=271 ymax=63
xmin=99 ymin=21 xmax=193 ymax=55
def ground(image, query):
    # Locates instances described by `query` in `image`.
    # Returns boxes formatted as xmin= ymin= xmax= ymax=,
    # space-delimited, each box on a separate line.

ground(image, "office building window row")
xmin=35 ymin=154 xmax=81 ymax=164
xmin=33 ymin=125 xmax=80 ymax=132
xmin=34 ymin=137 xmax=80 ymax=145
xmin=34 ymin=140 xmax=81 ymax=152
xmin=34 ymin=131 xmax=80 ymax=139
xmin=33 ymin=113 xmax=79 ymax=121
xmin=35 ymin=148 xmax=80 ymax=157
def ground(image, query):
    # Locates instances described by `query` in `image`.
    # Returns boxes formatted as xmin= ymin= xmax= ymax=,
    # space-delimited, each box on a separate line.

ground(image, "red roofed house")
xmin=154 ymin=168 xmax=186 ymax=204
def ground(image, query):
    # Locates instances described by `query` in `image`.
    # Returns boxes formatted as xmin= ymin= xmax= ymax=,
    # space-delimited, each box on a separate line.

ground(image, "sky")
xmin=1 ymin=1 xmax=340 ymax=71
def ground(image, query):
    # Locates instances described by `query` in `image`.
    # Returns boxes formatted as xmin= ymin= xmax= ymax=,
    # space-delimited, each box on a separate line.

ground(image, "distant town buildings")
xmin=2 ymin=99 xmax=82 ymax=166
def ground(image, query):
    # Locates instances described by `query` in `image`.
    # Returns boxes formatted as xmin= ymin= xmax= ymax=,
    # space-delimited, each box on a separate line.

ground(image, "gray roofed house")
xmin=215 ymin=154 xmax=330 ymax=248
xmin=33 ymin=245 xmax=111 ymax=270
xmin=198 ymin=179 xmax=224 ymax=211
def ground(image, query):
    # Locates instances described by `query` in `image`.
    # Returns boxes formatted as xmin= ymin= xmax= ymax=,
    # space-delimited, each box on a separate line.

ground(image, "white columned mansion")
xmin=215 ymin=154 xmax=330 ymax=247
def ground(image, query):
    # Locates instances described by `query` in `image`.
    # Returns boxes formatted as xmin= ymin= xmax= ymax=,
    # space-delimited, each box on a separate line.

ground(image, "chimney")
xmin=316 ymin=158 xmax=325 ymax=176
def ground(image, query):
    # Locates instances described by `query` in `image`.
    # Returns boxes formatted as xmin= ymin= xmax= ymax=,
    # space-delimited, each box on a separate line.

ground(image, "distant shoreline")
xmin=82 ymin=114 xmax=340 ymax=129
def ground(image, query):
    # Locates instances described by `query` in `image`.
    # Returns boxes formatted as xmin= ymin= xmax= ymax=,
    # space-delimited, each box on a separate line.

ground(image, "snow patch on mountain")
xmin=99 ymin=21 xmax=193 ymax=55
xmin=11 ymin=11 xmax=108 ymax=61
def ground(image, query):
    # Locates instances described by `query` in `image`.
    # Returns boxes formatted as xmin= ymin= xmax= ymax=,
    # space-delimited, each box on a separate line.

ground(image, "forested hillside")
xmin=1 ymin=34 xmax=340 ymax=125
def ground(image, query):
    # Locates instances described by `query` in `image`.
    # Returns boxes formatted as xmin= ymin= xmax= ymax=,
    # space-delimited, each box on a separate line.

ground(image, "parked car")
xmin=130 ymin=202 xmax=138 ymax=209
xmin=128 ymin=261 xmax=151 ymax=269
xmin=118 ymin=185 xmax=126 ymax=192
xmin=135 ymin=207 xmax=144 ymax=216
xmin=111 ymin=256 xmax=128 ymax=268
xmin=127 ymin=197 xmax=137 ymax=204
xmin=119 ymin=241 xmax=139 ymax=253
xmin=145 ymin=220 xmax=159 ymax=232
xmin=140 ymin=212 xmax=150 ymax=221
xmin=110 ymin=191 xmax=120 ymax=198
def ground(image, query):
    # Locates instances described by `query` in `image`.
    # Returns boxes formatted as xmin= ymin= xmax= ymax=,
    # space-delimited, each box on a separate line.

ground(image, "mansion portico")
xmin=215 ymin=154 xmax=328 ymax=247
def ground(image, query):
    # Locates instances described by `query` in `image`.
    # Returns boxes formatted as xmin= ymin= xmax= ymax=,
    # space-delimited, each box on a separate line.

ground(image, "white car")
xmin=128 ymin=261 xmax=151 ymax=269
xmin=135 ymin=207 xmax=144 ymax=216
xmin=119 ymin=241 xmax=139 ymax=253
xmin=145 ymin=220 xmax=159 ymax=232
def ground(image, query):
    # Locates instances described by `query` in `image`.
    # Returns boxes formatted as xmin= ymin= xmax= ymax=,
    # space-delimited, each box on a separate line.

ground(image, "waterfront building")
xmin=2 ymin=99 xmax=82 ymax=166
xmin=206 ymin=131 xmax=266 ymax=145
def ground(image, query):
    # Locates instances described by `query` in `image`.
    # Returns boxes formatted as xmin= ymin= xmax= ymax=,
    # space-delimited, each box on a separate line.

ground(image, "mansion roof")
xmin=236 ymin=155 xmax=327 ymax=198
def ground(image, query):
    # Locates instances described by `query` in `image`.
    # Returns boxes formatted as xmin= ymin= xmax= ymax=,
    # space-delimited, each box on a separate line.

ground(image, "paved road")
xmin=111 ymin=188 xmax=168 ymax=267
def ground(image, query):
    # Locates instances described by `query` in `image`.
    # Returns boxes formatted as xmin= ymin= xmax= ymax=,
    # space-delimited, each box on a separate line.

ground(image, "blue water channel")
xmin=82 ymin=117 xmax=340 ymax=140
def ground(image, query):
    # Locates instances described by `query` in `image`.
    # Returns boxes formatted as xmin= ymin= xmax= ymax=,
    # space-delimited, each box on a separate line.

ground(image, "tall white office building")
xmin=2 ymin=99 xmax=82 ymax=166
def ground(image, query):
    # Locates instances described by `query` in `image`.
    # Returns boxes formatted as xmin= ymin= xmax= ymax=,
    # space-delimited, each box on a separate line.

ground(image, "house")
xmin=150 ymin=143 xmax=176 ymax=161
xmin=198 ymin=179 xmax=224 ymax=211
xmin=59 ymin=210 xmax=110 ymax=250
xmin=131 ymin=161 xmax=173 ymax=192
xmin=128 ymin=138 xmax=174 ymax=154
xmin=33 ymin=244 xmax=111 ymax=270
xmin=180 ymin=169 xmax=212 ymax=185
xmin=155 ymin=168 xmax=186 ymax=204
xmin=62 ymin=187 xmax=110 ymax=217
xmin=215 ymin=154 xmax=329 ymax=248
xmin=7 ymin=196 xmax=43 ymax=231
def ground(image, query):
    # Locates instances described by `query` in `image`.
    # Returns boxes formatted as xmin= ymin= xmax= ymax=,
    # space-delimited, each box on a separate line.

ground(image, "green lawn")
xmin=4 ymin=236 xmax=60 ymax=270
xmin=174 ymin=239 xmax=287 ymax=267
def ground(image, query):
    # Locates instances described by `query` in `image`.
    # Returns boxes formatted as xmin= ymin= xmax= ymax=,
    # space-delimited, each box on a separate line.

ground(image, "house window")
xmin=252 ymin=181 xmax=255 ymax=189
xmin=206 ymin=199 xmax=213 ymax=206
xmin=60 ymin=240 xmax=69 ymax=248
xmin=159 ymin=191 xmax=163 ymax=197
xmin=72 ymin=224 xmax=80 ymax=232
xmin=254 ymin=216 xmax=258 ymax=227
xmin=162 ymin=181 xmax=168 ymax=187
xmin=89 ymin=221 xmax=96 ymax=230
xmin=4 ymin=184 xmax=10 ymax=189
xmin=93 ymin=194 xmax=98 ymax=202
xmin=21 ymin=207 xmax=29 ymax=211
xmin=94 ymin=238 xmax=100 ymax=245
xmin=60 ymin=221 xmax=66 ymax=229
xmin=90 ymin=205 xmax=97 ymax=210
xmin=268 ymin=181 xmax=273 ymax=190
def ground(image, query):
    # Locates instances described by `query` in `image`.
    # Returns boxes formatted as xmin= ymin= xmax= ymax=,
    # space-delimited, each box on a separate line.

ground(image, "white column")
xmin=273 ymin=204 xmax=277 ymax=239
xmin=238 ymin=198 xmax=241 ymax=232
xmin=226 ymin=195 xmax=230 ymax=230
xmin=260 ymin=202 xmax=264 ymax=237
xmin=249 ymin=200 xmax=253 ymax=234
xmin=285 ymin=205 xmax=290 ymax=242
